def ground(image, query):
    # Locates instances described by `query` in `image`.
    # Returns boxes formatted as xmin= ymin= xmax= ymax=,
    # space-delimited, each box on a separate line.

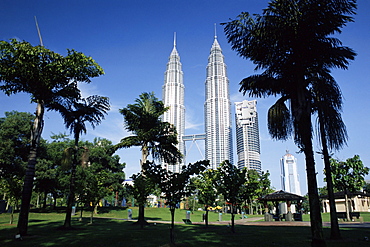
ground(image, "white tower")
xmin=204 ymin=32 xmax=233 ymax=169
xmin=162 ymin=33 xmax=185 ymax=173
xmin=280 ymin=151 xmax=301 ymax=195
xmin=235 ymin=100 xmax=261 ymax=174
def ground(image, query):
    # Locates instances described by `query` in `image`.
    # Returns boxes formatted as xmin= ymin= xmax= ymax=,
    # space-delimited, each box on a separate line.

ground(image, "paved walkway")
xmin=100 ymin=216 xmax=370 ymax=228
xmin=145 ymin=217 xmax=370 ymax=228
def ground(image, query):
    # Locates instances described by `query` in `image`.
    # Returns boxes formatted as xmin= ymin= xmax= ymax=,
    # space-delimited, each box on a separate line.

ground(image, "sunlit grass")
xmin=1 ymin=208 xmax=370 ymax=246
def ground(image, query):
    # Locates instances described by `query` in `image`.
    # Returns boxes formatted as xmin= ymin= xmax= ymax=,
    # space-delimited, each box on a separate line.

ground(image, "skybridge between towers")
xmin=182 ymin=134 xmax=205 ymax=161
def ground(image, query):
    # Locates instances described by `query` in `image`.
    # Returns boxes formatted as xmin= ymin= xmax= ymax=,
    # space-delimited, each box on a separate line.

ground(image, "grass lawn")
xmin=1 ymin=207 xmax=370 ymax=246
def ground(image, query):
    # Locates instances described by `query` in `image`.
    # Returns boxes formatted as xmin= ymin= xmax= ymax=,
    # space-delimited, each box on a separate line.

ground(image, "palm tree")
xmin=116 ymin=92 xmax=182 ymax=227
xmin=311 ymin=73 xmax=348 ymax=239
xmin=223 ymin=1 xmax=356 ymax=245
xmin=48 ymin=95 xmax=110 ymax=228
xmin=0 ymin=40 xmax=104 ymax=236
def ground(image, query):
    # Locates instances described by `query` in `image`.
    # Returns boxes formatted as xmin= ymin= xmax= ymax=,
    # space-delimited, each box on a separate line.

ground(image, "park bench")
xmin=337 ymin=212 xmax=360 ymax=221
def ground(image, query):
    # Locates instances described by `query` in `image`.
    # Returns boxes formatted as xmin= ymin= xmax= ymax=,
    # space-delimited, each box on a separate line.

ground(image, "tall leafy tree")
xmin=34 ymin=158 xmax=58 ymax=208
xmin=0 ymin=39 xmax=104 ymax=235
xmin=81 ymin=138 xmax=125 ymax=223
xmin=190 ymin=169 xmax=217 ymax=227
xmin=329 ymin=155 xmax=369 ymax=221
xmin=48 ymin=95 xmax=110 ymax=228
xmin=243 ymin=169 xmax=260 ymax=215
xmin=0 ymin=111 xmax=34 ymax=223
xmin=116 ymin=92 xmax=182 ymax=226
xmin=144 ymin=160 xmax=208 ymax=244
xmin=213 ymin=161 xmax=247 ymax=233
xmin=223 ymin=1 xmax=356 ymax=245
xmin=0 ymin=111 xmax=33 ymax=179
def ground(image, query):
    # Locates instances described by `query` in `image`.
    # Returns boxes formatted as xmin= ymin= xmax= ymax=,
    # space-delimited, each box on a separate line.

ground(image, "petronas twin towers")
xmin=162 ymin=32 xmax=233 ymax=172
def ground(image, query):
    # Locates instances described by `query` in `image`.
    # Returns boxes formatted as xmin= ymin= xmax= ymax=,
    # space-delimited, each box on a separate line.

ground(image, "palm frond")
xmin=239 ymin=73 xmax=282 ymax=98
xmin=267 ymin=97 xmax=292 ymax=140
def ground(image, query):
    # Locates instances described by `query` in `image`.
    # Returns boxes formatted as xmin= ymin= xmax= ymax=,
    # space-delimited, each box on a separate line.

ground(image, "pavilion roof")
xmin=259 ymin=190 xmax=305 ymax=202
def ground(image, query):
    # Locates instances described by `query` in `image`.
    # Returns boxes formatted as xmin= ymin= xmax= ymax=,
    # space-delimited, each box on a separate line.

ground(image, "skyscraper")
xmin=235 ymin=100 xmax=261 ymax=174
xmin=280 ymin=151 xmax=301 ymax=195
xmin=204 ymin=34 xmax=233 ymax=170
xmin=162 ymin=33 xmax=185 ymax=173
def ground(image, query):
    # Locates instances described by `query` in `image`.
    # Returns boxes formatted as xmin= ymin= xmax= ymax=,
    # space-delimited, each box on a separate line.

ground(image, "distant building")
xmin=280 ymin=151 xmax=301 ymax=195
xmin=204 ymin=34 xmax=233 ymax=169
xmin=235 ymin=100 xmax=261 ymax=174
xmin=321 ymin=191 xmax=370 ymax=213
xmin=162 ymin=33 xmax=185 ymax=173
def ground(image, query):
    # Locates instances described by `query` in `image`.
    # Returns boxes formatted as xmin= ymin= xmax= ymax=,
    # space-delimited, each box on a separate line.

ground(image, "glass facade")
xmin=204 ymin=37 xmax=233 ymax=170
xmin=235 ymin=100 xmax=262 ymax=174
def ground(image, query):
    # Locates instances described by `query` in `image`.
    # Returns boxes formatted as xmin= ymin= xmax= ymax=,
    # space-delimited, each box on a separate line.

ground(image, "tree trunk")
xmin=302 ymin=121 xmax=326 ymax=246
xmin=344 ymin=191 xmax=350 ymax=221
xmin=137 ymin=203 xmax=146 ymax=229
xmin=17 ymin=101 xmax=44 ymax=236
xmin=137 ymin=144 xmax=149 ymax=228
xmin=36 ymin=193 xmax=40 ymax=208
xmin=79 ymin=202 xmax=83 ymax=221
xmin=231 ymin=205 xmax=235 ymax=233
xmin=43 ymin=191 xmax=47 ymax=208
xmin=204 ymin=206 xmax=209 ymax=228
xmin=90 ymin=206 xmax=94 ymax=224
xmin=319 ymin=114 xmax=341 ymax=239
xmin=10 ymin=202 xmax=14 ymax=224
xmin=293 ymin=86 xmax=325 ymax=247
xmin=170 ymin=207 xmax=176 ymax=244
xmin=63 ymin=144 xmax=78 ymax=229
xmin=52 ymin=193 xmax=57 ymax=209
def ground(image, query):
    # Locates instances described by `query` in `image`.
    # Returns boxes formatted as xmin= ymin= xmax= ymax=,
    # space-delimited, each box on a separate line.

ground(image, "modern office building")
xmin=235 ymin=100 xmax=261 ymax=174
xmin=280 ymin=151 xmax=301 ymax=195
xmin=204 ymin=34 xmax=233 ymax=170
xmin=162 ymin=33 xmax=185 ymax=173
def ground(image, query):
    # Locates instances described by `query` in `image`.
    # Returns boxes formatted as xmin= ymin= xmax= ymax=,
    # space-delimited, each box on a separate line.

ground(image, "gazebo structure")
xmin=259 ymin=190 xmax=305 ymax=221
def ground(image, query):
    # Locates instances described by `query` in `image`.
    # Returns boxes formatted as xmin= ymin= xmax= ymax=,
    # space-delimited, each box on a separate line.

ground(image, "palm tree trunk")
xmin=292 ymin=86 xmax=325 ymax=246
xmin=319 ymin=113 xmax=341 ymax=239
xmin=299 ymin=107 xmax=326 ymax=246
xmin=64 ymin=141 xmax=78 ymax=228
xmin=137 ymin=144 xmax=149 ymax=228
xmin=17 ymin=101 xmax=44 ymax=236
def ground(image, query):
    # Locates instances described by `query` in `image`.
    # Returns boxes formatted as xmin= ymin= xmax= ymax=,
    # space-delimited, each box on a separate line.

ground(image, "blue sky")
xmin=1 ymin=0 xmax=369 ymax=195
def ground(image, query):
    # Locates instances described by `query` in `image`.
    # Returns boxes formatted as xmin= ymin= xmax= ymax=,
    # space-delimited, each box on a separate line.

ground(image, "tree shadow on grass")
xmin=2 ymin=218 xmax=370 ymax=247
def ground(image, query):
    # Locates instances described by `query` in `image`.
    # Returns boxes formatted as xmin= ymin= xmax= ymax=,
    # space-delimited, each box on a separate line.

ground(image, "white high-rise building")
xmin=280 ymin=151 xmax=301 ymax=195
xmin=204 ymin=34 xmax=233 ymax=170
xmin=235 ymin=100 xmax=261 ymax=174
xmin=162 ymin=34 xmax=185 ymax=173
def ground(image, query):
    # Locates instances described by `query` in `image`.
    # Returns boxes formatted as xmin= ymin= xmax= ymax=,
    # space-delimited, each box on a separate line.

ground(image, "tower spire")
xmin=34 ymin=16 xmax=44 ymax=46
xmin=174 ymin=32 xmax=176 ymax=47
xmin=214 ymin=23 xmax=217 ymax=39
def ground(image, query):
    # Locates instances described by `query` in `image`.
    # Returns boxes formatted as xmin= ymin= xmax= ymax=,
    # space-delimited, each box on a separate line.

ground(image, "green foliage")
xmin=116 ymin=92 xmax=182 ymax=166
xmin=144 ymin=160 xmax=209 ymax=210
xmin=191 ymin=169 xmax=218 ymax=207
xmin=0 ymin=38 xmax=105 ymax=235
xmin=0 ymin=111 xmax=34 ymax=210
xmin=213 ymin=161 xmax=248 ymax=207
xmin=223 ymin=1 xmax=357 ymax=243
xmin=0 ymin=39 xmax=104 ymax=102
xmin=329 ymin=155 xmax=369 ymax=193
xmin=0 ymin=111 xmax=33 ymax=178
xmin=48 ymin=95 xmax=110 ymax=143
xmin=126 ymin=173 xmax=156 ymax=206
